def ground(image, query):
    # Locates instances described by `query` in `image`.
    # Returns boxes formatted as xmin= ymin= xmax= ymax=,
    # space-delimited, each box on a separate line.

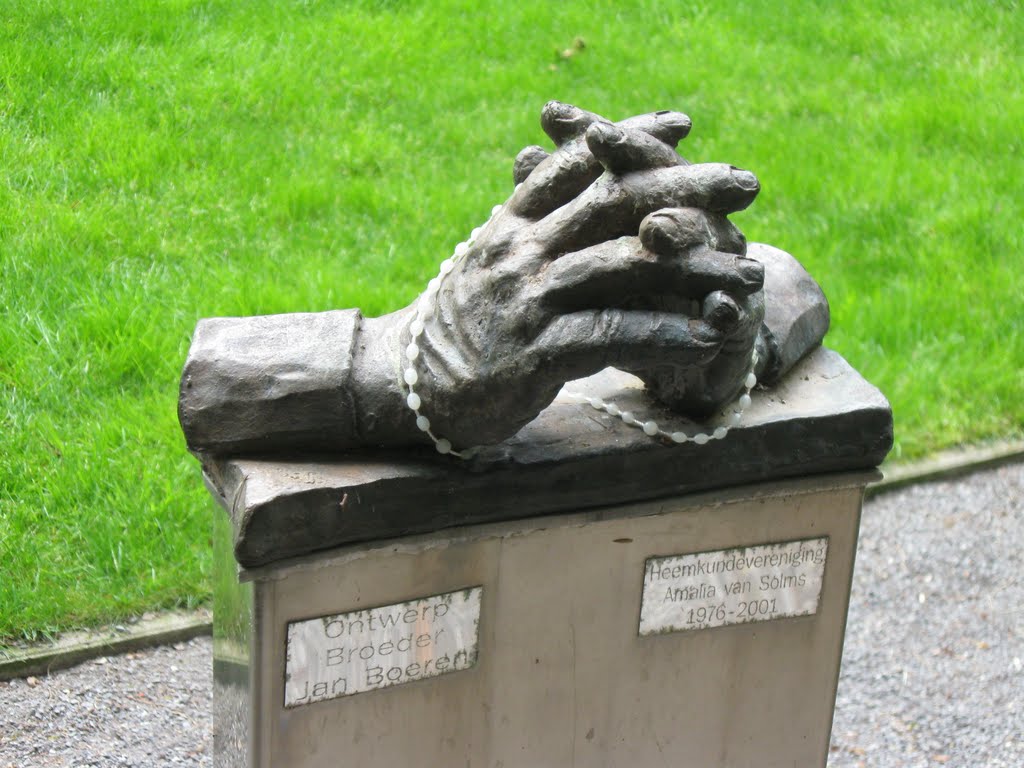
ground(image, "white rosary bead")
xmin=557 ymin=347 xmax=756 ymax=446
xmin=401 ymin=216 xmax=498 ymax=459
xmin=563 ymin=348 xmax=757 ymax=447
xmin=491 ymin=204 xmax=502 ymax=216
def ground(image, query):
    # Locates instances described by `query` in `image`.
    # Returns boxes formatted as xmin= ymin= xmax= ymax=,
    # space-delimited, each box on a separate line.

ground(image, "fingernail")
xmin=587 ymin=121 xmax=624 ymax=145
xmin=655 ymin=111 xmax=692 ymax=138
xmin=730 ymin=167 xmax=759 ymax=191
xmin=639 ymin=216 xmax=671 ymax=252
xmin=543 ymin=101 xmax=588 ymax=132
xmin=704 ymin=292 xmax=740 ymax=330
xmin=736 ymin=256 xmax=764 ymax=287
xmin=543 ymin=100 xmax=574 ymax=119
xmin=513 ymin=145 xmax=549 ymax=184
xmin=639 ymin=211 xmax=679 ymax=251
xmin=517 ymin=145 xmax=549 ymax=162
xmin=641 ymin=209 xmax=707 ymax=255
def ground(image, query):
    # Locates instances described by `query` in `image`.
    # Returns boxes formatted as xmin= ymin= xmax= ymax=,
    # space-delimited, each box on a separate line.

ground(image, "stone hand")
xmin=353 ymin=104 xmax=765 ymax=449
xmin=510 ymin=102 xmax=766 ymax=417
xmin=179 ymin=102 xmax=826 ymax=458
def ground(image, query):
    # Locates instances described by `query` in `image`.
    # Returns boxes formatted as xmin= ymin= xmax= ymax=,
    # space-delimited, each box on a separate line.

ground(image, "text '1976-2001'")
xmin=639 ymin=538 xmax=829 ymax=635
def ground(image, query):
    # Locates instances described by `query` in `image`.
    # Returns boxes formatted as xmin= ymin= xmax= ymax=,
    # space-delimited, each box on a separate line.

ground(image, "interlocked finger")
xmin=532 ymin=163 xmax=760 ymax=255
xmin=702 ymin=291 xmax=743 ymax=334
xmin=619 ymin=110 xmax=692 ymax=148
xmin=639 ymin=207 xmax=748 ymax=257
xmin=540 ymin=100 xmax=606 ymax=146
xmin=586 ymin=122 xmax=684 ymax=175
xmin=509 ymin=146 xmax=602 ymax=219
xmin=510 ymin=103 xmax=695 ymax=219
xmin=536 ymin=236 xmax=763 ymax=313
xmin=531 ymin=308 xmax=724 ymax=380
xmin=513 ymin=145 xmax=550 ymax=185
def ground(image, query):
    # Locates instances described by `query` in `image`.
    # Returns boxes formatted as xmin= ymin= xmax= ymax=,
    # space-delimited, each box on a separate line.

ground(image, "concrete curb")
xmin=0 ymin=609 xmax=212 ymax=682
xmin=868 ymin=439 xmax=1024 ymax=497
xmin=2 ymin=441 xmax=1020 ymax=681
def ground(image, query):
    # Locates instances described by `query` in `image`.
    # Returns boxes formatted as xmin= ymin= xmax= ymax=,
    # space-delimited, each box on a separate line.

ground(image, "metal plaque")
xmin=285 ymin=587 xmax=482 ymax=707
xmin=639 ymin=538 xmax=828 ymax=635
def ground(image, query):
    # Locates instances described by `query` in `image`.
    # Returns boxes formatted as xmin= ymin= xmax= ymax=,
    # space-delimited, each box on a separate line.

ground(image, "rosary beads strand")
xmin=401 ymin=205 xmax=504 ymax=458
xmin=561 ymin=349 xmax=758 ymax=445
xmin=401 ymin=203 xmax=758 ymax=458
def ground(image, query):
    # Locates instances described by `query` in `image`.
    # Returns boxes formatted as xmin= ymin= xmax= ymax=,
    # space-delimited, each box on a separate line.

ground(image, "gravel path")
xmin=1 ymin=462 xmax=1021 ymax=767
xmin=828 ymin=461 xmax=1023 ymax=767
xmin=0 ymin=640 xmax=210 ymax=766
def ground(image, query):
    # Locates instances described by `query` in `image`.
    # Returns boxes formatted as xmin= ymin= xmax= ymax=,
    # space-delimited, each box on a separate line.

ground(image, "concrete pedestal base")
xmin=207 ymin=350 xmax=892 ymax=766
xmin=215 ymin=470 xmax=874 ymax=768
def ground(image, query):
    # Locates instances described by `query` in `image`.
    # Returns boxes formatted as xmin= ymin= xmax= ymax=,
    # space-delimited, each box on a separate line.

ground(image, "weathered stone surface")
xmin=747 ymin=242 xmax=830 ymax=385
xmin=179 ymin=310 xmax=359 ymax=455
xmin=202 ymin=347 xmax=892 ymax=568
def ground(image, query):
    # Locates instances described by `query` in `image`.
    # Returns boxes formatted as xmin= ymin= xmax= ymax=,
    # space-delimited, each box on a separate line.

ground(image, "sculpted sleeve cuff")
xmin=178 ymin=309 xmax=362 ymax=456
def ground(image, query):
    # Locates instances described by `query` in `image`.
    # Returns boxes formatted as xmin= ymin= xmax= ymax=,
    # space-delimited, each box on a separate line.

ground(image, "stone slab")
xmin=202 ymin=346 xmax=892 ymax=567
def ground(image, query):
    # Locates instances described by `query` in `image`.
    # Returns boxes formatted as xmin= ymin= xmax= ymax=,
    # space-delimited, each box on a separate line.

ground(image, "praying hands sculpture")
xmin=179 ymin=102 xmax=828 ymax=457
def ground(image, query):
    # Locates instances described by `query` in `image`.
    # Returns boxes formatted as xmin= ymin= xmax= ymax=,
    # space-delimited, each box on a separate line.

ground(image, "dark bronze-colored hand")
xmin=353 ymin=103 xmax=765 ymax=447
xmin=180 ymin=102 xmax=826 ymax=458
xmin=509 ymin=102 xmax=765 ymax=417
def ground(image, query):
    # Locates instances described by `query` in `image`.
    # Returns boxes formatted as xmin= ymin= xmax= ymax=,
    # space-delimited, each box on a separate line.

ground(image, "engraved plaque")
xmin=639 ymin=538 xmax=828 ymax=635
xmin=285 ymin=587 xmax=482 ymax=707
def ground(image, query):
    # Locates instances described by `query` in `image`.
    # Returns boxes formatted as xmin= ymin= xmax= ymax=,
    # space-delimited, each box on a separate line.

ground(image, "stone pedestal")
xmin=207 ymin=347 xmax=891 ymax=768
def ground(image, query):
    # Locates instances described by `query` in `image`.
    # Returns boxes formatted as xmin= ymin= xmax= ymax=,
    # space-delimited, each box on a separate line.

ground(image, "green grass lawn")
xmin=2 ymin=0 xmax=1021 ymax=642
